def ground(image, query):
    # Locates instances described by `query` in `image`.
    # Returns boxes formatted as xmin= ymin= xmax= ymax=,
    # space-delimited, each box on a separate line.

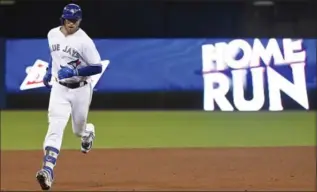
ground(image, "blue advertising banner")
xmin=0 ymin=38 xmax=5 ymax=109
xmin=5 ymin=38 xmax=316 ymax=94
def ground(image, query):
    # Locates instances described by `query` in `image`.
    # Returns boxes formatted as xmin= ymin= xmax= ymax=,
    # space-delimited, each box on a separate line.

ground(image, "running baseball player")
xmin=35 ymin=3 xmax=102 ymax=190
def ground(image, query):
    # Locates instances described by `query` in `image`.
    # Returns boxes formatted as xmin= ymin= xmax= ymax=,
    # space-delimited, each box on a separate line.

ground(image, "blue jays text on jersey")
xmin=50 ymin=44 xmax=80 ymax=59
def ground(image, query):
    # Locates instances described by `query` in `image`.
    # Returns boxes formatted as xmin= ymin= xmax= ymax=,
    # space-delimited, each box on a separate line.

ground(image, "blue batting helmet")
xmin=61 ymin=3 xmax=82 ymax=21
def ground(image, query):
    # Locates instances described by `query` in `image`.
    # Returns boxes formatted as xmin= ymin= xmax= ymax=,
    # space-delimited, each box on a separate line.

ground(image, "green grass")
xmin=1 ymin=111 xmax=316 ymax=150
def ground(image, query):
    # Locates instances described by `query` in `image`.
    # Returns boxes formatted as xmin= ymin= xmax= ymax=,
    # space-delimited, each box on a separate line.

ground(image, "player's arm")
xmin=75 ymin=39 xmax=102 ymax=77
xmin=58 ymin=39 xmax=102 ymax=80
xmin=43 ymin=36 xmax=53 ymax=88
xmin=46 ymin=33 xmax=53 ymax=74
xmin=47 ymin=55 xmax=52 ymax=73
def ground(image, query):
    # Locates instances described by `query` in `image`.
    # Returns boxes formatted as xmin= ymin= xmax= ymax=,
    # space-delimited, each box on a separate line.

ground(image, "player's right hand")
xmin=43 ymin=69 xmax=52 ymax=89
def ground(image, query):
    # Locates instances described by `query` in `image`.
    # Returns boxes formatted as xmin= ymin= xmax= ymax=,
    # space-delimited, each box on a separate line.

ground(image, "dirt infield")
xmin=1 ymin=147 xmax=315 ymax=191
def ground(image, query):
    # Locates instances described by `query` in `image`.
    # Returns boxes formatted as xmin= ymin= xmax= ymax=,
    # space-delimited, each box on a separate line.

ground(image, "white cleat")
xmin=81 ymin=123 xmax=95 ymax=154
xmin=36 ymin=169 xmax=53 ymax=190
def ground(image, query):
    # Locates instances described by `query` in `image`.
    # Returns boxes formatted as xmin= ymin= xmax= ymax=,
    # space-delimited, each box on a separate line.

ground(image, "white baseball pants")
xmin=43 ymin=81 xmax=93 ymax=152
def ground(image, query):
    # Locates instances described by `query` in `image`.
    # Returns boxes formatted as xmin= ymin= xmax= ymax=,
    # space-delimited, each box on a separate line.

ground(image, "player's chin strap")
xmin=75 ymin=64 xmax=102 ymax=77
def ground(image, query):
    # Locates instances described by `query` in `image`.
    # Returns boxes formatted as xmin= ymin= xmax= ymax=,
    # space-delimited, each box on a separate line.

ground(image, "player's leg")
xmin=70 ymin=83 xmax=95 ymax=153
xmin=36 ymin=82 xmax=71 ymax=190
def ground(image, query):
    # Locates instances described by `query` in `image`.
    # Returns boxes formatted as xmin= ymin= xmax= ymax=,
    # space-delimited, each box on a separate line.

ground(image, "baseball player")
xmin=35 ymin=3 xmax=102 ymax=190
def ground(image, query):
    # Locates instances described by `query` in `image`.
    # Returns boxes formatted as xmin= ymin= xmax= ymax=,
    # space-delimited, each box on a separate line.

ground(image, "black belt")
xmin=59 ymin=81 xmax=87 ymax=89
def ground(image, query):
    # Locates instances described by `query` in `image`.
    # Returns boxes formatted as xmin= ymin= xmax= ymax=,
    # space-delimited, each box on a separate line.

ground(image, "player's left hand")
xmin=58 ymin=66 xmax=77 ymax=80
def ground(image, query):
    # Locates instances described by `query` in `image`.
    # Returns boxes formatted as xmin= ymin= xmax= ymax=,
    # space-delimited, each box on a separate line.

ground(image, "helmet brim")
xmin=62 ymin=15 xmax=81 ymax=21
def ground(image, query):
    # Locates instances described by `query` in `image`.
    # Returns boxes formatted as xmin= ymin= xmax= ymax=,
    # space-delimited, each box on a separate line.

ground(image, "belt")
xmin=59 ymin=81 xmax=87 ymax=89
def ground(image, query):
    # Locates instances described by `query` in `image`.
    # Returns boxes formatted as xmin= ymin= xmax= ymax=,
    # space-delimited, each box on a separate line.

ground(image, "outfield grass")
xmin=1 ymin=111 xmax=315 ymax=150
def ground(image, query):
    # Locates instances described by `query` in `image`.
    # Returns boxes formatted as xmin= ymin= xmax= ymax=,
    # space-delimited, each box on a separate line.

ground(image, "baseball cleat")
xmin=36 ymin=169 xmax=53 ymax=190
xmin=81 ymin=123 xmax=95 ymax=153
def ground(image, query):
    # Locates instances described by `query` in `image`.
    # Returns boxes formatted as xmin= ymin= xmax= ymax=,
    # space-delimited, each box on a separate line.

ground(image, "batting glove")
xmin=43 ymin=68 xmax=52 ymax=88
xmin=58 ymin=66 xmax=78 ymax=80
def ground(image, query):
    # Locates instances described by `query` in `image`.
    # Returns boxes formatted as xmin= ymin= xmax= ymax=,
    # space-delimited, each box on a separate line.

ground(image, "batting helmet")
xmin=61 ymin=3 xmax=82 ymax=22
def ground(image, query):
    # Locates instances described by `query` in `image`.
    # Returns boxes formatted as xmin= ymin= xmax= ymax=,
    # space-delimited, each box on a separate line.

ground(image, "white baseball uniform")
xmin=43 ymin=26 xmax=101 ymax=152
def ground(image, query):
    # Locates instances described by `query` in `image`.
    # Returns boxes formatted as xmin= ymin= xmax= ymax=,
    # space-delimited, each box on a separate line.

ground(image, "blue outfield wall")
xmin=0 ymin=38 xmax=5 ymax=109
xmin=2 ymin=38 xmax=317 ymax=110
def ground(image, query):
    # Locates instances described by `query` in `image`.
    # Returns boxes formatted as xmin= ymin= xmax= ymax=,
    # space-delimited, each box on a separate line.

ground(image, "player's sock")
xmin=42 ymin=146 xmax=59 ymax=177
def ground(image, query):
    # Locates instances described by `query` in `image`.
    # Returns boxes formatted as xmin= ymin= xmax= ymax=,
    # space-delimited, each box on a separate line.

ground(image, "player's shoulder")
xmin=47 ymin=26 xmax=61 ymax=38
xmin=77 ymin=28 xmax=95 ymax=45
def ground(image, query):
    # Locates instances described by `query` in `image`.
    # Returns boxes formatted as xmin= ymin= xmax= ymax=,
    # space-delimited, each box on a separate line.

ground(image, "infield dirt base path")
xmin=1 ymin=147 xmax=315 ymax=191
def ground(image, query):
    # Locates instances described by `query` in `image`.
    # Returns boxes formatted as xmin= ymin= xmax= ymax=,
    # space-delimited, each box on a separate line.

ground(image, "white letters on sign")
xmin=202 ymin=38 xmax=309 ymax=111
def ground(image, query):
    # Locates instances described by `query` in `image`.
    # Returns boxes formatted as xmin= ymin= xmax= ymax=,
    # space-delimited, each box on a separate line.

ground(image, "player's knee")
xmin=48 ymin=108 xmax=69 ymax=121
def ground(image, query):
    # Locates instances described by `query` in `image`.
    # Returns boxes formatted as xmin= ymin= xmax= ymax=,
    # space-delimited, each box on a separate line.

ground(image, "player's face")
xmin=64 ymin=19 xmax=81 ymax=34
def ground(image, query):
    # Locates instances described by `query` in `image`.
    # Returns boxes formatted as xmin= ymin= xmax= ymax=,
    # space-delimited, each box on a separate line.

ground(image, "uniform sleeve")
xmin=47 ymin=32 xmax=52 ymax=72
xmin=47 ymin=32 xmax=51 ymax=53
xmin=82 ymin=39 xmax=101 ymax=65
